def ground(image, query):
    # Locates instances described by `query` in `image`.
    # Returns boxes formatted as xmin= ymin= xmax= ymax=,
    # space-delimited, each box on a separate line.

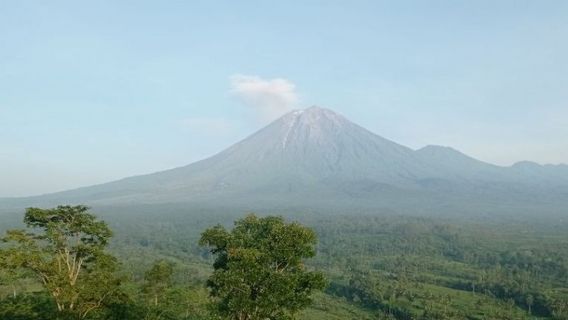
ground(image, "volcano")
xmin=2 ymin=106 xmax=567 ymax=216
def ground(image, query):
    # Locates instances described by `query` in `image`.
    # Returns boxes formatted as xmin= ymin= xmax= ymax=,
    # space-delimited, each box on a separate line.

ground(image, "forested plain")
xmin=1 ymin=205 xmax=567 ymax=320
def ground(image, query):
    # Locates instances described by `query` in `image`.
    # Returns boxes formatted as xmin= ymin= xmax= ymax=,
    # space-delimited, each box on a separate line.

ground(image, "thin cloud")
xmin=230 ymin=74 xmax=299 ymax=122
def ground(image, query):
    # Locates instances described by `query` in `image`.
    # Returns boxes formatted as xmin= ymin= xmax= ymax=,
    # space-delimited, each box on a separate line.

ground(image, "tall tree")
xmin=1 ymin=205 xmax=121 ymax=319
xmin=142 ymin=260 xmax=174 ymax=307
xmin=0 ymin=250 xmax=27 ymax=299
xmin=200 ymin=214 xmax=326 ymax=320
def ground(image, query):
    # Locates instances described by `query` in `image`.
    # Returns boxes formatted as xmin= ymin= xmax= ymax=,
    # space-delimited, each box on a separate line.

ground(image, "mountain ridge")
xmin=1 ymin=106 xmax=567 ymax=216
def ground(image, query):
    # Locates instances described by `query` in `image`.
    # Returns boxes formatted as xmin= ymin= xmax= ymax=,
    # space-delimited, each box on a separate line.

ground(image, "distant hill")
xmin=2 ymin=106 xmax=567 ymax=216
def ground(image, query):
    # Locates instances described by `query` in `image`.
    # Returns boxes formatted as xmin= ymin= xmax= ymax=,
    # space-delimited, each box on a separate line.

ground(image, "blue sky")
xmin=1 ymin=1 xmax=567 ymax=197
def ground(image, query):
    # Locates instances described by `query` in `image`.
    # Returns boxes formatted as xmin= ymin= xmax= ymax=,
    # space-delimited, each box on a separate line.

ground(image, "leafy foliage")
xmin=2 ymin=207 xmax=568 ymax=319
xmin=199 ymin=214 xmax=327 ymax=320
xmin=1 ymin=205 xmax=121 ymax=319
xmin=143 ymin=260 xmax=174 ymax=307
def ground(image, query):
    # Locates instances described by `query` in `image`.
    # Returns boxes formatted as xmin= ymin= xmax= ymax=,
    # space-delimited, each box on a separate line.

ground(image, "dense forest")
xmin=1 ymin=206 xmax=567 ymax=319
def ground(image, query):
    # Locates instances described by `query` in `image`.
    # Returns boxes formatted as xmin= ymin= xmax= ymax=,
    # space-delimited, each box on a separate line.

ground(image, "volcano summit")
xmin=2 ymin=106 xmax=567 ymax=216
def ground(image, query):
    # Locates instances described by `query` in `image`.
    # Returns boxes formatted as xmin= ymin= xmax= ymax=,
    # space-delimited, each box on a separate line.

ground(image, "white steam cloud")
xmin=230 ymin=74 xmax=299 ymax=122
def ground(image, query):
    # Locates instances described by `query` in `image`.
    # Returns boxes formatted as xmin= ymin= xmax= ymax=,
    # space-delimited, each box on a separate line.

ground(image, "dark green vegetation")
xmin=1 ymin=206 xmax=568 ymax=319
xmin=0 ymin=207 xmax=326 ymax=320
xmin=200 ymin=215 xmax=327 ymax=319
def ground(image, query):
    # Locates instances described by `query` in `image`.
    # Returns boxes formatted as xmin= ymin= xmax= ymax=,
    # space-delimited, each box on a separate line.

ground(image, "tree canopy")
xmin=199 ymin=214 xmax=327 ymax=320
xmin=1 ymin=205 xmax=121 ymax=319
xmin=2 ymin=207 xmax=567 ymax=319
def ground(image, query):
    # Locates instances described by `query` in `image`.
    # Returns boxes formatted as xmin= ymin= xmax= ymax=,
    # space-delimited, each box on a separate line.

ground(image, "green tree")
xmin=0 ymin=250 xmax=28 ymax=299
xmin=142 ymin=260 xmax=174 ymax=307
xmin=526 ymin=294 xmax=534 ymax=315
xmin=1 ymin=205 xmax=121 ymax=319
xmin=199 ymin=214 xmax=327 ymax=320
xmin=0 ymin=293 xmax=57 ymax=320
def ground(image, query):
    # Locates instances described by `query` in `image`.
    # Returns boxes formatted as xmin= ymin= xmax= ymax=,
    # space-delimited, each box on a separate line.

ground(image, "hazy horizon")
xmin=2 ymin=1 xmax=568 ymax=197
xmin=3 ymin=105 xmax=567 ymax=200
